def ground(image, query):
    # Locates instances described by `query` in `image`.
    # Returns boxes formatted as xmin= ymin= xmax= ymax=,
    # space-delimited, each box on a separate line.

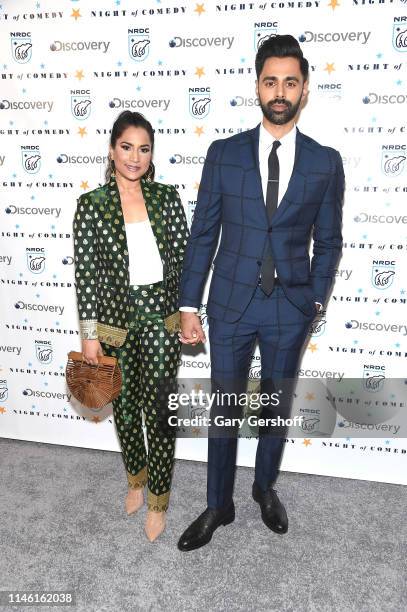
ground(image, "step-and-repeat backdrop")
xmin=1 ymin=0 xmax=406 ymax=484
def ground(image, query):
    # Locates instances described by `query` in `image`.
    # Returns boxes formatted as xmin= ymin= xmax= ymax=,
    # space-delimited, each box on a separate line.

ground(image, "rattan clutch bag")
xmin=66 ymin=351 xmax=122 ymax=409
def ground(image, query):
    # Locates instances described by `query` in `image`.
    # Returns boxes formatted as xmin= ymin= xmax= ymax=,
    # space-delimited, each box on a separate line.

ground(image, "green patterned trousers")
xmin=100 ymin=281 xmax=180 ymax=512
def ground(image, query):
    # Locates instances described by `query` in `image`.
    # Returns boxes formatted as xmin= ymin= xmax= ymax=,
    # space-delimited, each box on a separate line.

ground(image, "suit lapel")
xmin=140 ymin=178 xmax=167 ymax=267
xmin=270 ymin=127 xmax=306 ymax=224
xmin=245 ymin=124 xmax=307 ymax=226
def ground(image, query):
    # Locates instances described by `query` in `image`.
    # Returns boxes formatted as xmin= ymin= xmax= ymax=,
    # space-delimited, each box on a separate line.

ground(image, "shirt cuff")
xmin=179 ymin=306 xmax=199 ymax=313
xmin=315 ymin=302 xmax=323 ymax=312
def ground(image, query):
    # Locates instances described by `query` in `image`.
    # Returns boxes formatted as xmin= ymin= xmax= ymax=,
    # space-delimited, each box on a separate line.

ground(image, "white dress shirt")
xmin=125 ymin=220 xmax=163 ymax=285
xmin=259 ymin=121 xmax=296 ymax=206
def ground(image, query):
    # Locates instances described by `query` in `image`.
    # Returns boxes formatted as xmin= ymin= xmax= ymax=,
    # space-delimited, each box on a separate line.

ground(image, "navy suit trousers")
xmin=207 ymin=283 xmax=315 ymax=509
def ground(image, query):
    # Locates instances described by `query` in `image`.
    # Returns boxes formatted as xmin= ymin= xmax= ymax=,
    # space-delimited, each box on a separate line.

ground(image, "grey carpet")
xmin=0 ymin=437 xmax=405 ymax=612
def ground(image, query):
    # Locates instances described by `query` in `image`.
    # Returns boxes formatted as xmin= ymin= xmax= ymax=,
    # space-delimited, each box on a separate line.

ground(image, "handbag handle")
xmin=68 ymin=351 xmax=118 ymax=379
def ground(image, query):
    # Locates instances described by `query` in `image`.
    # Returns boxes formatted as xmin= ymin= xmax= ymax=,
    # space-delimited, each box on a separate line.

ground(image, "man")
xmin=177 ymin=35 xmax=345 ymax=551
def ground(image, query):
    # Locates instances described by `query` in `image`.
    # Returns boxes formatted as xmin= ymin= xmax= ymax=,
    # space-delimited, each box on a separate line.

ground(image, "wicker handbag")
xmin=66 ymin=351 xmax=122 ymax=409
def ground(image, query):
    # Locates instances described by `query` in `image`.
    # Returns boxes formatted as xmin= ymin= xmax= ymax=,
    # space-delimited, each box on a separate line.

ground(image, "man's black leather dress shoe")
xmin=252 ymin=481 xmax=288 ymax=534
xmin=177 ymin=502 xmax=235 ymax=551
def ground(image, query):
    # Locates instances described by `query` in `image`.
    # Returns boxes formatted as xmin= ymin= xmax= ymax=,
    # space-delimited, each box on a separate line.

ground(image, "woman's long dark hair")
xmin=106 ymin=111 xmax=155 ymax=182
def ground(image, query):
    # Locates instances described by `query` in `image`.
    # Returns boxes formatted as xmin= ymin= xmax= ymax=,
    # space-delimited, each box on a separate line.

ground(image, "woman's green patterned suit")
xmin=73 ymin=174 xmax=189 ymax=512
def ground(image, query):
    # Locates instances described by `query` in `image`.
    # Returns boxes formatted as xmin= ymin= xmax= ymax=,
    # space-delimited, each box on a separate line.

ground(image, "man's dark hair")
xmin=255 ymin=34 xmax=309 ymax=82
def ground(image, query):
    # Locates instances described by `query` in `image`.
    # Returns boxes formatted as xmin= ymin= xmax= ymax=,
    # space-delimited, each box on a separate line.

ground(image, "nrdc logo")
xmin=199 ymin=303 xmax=209 ymax=329
xmin=381 ymin=145 xmax=406 ymax=176
xmin=186 ymin=200 xmax=196 ymax=227
xmin=362 ymin=363 xmax=385 ymax=393
xmin=35 ymin=340 xmax=53 ymax=364
xmin=11 ymin=32 xmax=32 ymax=63
xmin=0 ymin=380 xmax=8 ymax=402
xmin=254 ymin=22 xmax=278 ymax=51
xmin=21 ymin=145 xmax=41 ymax=174
xmin=371 ymin=259 xmax=395 ymax=289
xmin=71 ymin=90 xmax=92 ymax=120
xmin=188 ymin=87 xmax=211 ymax=119
xmin=128 ymin=28 xmax=150 ymax=61
xmin=26 ymin=247 xmax=46 ymax=274
xmin=309 ymin=313 xmax=326 ymax=337
xmin=392 ymin=17 xmax=407 ymax=52
xmin=249 ymin=364 xmax=261 ymax=379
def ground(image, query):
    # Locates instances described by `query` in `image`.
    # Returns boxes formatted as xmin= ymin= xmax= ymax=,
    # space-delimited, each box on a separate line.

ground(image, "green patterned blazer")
xmin=73 ymin=174 xmax=189 ymax=347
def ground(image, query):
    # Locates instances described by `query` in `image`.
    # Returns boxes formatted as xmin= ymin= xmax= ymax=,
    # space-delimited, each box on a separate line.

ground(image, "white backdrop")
xmin=0 ymin=0 xmax=406 ymax=485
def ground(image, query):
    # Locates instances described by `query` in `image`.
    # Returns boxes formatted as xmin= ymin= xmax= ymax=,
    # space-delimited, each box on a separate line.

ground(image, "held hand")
xmin=82 ymin=339 xmax=104 ymax=366
xmin=178 ymin=312 xmax=206 ymax=346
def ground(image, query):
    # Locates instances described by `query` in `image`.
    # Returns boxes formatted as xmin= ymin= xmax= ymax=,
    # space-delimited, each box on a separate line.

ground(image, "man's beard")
xmin=259 ymin=94 xmax=303 ymax=125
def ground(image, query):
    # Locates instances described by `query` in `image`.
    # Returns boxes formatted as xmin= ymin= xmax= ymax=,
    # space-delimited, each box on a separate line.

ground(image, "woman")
xmin=72 ymin=111 xmax=189 ymax=542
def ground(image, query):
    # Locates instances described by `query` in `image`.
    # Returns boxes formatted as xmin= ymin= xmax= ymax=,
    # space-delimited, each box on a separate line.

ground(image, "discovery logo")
xmin=299 ymin=30 xmax=371 ymax=44
xmin=345 ymin=319 xmax=407 ymax=336
xmin=230 ymin=96 xmax=259 ymax=107
xmin=50 ymin=40 xmax=111 ymax=53
xmin=354 ymin=212 xmax=407 ymax=224
xmin=169 ymin=154 xmax=205 ymax=165
xmin=169 ymin=35 xmax=234 ymax=49
xmin=363 ymin=92 xmax=407 ymax=104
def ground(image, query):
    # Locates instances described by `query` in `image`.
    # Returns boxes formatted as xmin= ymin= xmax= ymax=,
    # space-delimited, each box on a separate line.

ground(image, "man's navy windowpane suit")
xmin=179 ymin=124 xmax=345 ymax=508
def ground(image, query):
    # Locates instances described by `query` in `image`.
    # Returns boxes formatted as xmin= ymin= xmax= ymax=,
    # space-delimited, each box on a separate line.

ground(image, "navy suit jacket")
xmin=179 ymin=124 xmax=345 ymax=320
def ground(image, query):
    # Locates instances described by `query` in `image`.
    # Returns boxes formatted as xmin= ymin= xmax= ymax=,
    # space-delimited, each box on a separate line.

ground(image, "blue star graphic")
xmin=396 ymin=80 xmax=402 ymax=86
xmin=240 ymin=57 xmax=246 ymax=63
xmin=117 ymin=61 xmax=122 ymax=67
xmin=357 ymin=288 xmax=363 ymax=293
xmin=31 ymin=195 xmax=35 ymax=200
xmin=385 ymin=440 xmax=390 ymax=445
xmin=346 ymin=437 xmax=351 ymax=442
xmin=376 ymin=52 xmax=382 ymax=59
xmin=158 ymin=60 xmax=163 ymax=65
xmin=136 ymin=86 xmax=142 ymax=91
xmin=401 ymin=289 xmax=405 ymax=295
xmin=40 ymin=63 xmax=45 ymax=69
xmin=353 ymin=340 xmax=358 ymax=345
xmin=362 ymin=234 xmax=368 ymax=239
xmin=395 ymin=343 xmax=400 ymax=348
xmin=375 ymin=311 xmax=380 ymax=316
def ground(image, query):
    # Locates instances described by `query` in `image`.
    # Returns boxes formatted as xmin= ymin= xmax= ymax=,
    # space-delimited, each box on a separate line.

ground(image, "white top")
xmin=125 ymin=219 xmax=163 ymax=285
xmin=258 ymin=121 xmax=296 ymax=206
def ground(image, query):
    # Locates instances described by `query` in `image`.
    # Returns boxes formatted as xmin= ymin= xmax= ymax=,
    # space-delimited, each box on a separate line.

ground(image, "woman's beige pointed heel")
xmin=144 ymin=510 xmax=166 ymax=542
xmin=125 ymin=488 xmax=144 ymax=515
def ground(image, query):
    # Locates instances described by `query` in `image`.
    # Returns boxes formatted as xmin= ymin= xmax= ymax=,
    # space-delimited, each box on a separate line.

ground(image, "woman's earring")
xmin=145 ymin=161 xmax=154 ymax=183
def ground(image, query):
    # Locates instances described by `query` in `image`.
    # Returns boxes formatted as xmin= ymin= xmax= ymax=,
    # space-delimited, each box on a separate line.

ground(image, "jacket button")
xmin=268 ymin=227 xmax=272 ymax=233
xmin=257 ymin=260 xmax=261 ymax=266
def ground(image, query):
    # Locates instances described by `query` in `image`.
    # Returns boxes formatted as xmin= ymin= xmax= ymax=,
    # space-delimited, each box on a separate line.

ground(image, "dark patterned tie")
xmin=260 ymin=140 xmax=281 ymax=295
